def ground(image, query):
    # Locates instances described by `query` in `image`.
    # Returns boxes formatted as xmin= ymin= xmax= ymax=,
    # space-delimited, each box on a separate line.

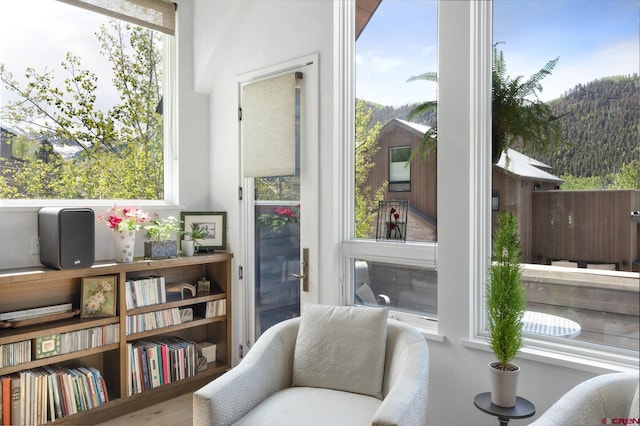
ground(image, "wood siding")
xmin=531 ymin=190 xmax=640 ymax=271
xmin=491 ymin=167 xmax=558 ymax=263
xmin=367 ymin=123 xmax=437 ymax=222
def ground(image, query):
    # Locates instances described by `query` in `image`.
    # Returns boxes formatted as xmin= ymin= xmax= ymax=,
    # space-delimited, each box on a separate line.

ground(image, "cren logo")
xmin=601 ymin=419 xmax=640 ymax=425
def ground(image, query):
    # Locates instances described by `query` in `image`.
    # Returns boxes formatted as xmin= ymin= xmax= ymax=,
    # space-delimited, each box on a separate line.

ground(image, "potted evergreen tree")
xmin=486 ymin=210 xmax=526 ymax=407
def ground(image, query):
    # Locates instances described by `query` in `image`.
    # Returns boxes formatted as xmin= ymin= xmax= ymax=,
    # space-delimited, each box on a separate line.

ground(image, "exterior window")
xmin=389 ymin=146 xmax=411 ymax=192
xmin=350 ymin=0 xmax=438 ymax=326
xmin=0 ymin=0 xmax=175 ymax=202
xmin=492 ymin=0 xmax=639 ymax=353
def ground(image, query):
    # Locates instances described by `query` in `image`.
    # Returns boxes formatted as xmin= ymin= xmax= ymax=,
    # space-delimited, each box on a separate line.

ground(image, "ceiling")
xmin=356 ymin=0 xmax=382 ymax=40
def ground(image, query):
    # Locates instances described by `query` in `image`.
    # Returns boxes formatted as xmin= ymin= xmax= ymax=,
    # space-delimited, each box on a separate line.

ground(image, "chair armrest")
xmin=193 ymin=318 xmax=300 ymax=426
xmin=530 ymin=372 xmax=639 ymax=426
xmin=372 ymin=320 xmax=429 ymax=426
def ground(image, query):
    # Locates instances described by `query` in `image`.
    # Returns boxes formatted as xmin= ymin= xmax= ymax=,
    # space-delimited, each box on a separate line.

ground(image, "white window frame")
xmin=339 ymin=0 xmax=638 ymax=370
xmin=337 ymin=0 xmax=441 ymax=338
xmin=0 ymin=0 xmax=178 ymax=211
xmin=463 ymin=0 xmax=638 ymax=372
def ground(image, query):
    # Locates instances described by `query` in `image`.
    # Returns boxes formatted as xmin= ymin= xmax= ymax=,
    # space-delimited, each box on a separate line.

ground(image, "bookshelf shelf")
xmin=0 ymin=253 xmax=232 ymax=425
xmin=126 ymin=292 xmax=226 ymax=315
xmin=125 ymin=316 xmax=226 ymax=341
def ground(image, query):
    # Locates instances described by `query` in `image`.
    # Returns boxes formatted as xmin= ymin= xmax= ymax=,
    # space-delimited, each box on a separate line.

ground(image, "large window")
xmin=491 ymin=0 xmax=639 ymax=354
xmin=0 ymin=0 xmax=175 ymax=203
xmin=350 ymin=0 xmax=438 ymax=327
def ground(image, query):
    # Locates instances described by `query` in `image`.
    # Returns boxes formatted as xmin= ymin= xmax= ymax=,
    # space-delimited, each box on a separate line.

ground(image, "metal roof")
xmin=496 ymin=148 xmax=563 ymax=183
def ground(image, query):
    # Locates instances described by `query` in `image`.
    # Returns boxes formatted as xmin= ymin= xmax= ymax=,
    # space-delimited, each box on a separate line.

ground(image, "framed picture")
xmin=81 ymin=275 xmax=118 ymax=318
xmin=181 ymin=211 xmax=227 ymax=251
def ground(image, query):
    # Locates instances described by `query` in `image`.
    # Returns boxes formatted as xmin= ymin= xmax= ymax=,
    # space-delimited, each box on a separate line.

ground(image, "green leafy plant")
xmin=407 ymin=47 xmax=564 ymax=163
xmin=486 ymin=211 xmax=526 ymax=370
xmin=183 ymin=222 xmax=208 ymax=251
xmin=491 ymin=46 xmax=563 ymax=162
xmin=258 ymin=205 xmax=300 ymax=233
xmin=145 ymin=215 xmax=181 ymax=242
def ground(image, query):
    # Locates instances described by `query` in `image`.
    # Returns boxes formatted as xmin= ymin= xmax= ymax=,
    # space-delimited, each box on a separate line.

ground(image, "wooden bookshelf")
xmin=0 ymin=253 xmax=232 ymax=425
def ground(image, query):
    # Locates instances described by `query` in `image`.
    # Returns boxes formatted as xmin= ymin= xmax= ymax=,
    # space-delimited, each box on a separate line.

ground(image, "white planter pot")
xmin=488 ymin=361 xmax=520 ymax=407
xmin=182 ymin=239 xmax=195 ymax=257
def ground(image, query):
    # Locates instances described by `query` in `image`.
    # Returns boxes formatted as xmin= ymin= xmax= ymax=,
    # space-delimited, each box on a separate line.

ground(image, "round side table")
xmin=474 ymin=392 xmax=535 ymax=426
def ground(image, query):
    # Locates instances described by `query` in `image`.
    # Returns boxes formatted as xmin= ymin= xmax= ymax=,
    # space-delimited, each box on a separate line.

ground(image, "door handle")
xmin=287 ymin=248 xmax=309 ymax=292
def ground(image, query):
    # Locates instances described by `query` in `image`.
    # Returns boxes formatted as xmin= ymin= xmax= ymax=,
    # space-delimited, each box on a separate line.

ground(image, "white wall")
xmin=192 ymin=1 xmax=631 ymax=424
xmin=0 ymin=0 xmax=209 ymax=270
xmin=193 ymin=0 xmax=339 ymax=358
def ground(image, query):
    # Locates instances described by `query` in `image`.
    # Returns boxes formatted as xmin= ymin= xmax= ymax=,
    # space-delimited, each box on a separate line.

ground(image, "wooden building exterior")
xmin=366 ymin=119 xmax=437 ymax=241
xmin=491 ymin=149 xmax=563 ymax=263
xmin=531 ymin=189 xmax=640 ymax=271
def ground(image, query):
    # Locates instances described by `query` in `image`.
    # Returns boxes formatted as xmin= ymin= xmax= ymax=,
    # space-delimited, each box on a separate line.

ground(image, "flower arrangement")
xmin=145 ymin=215 xmax=182 ymax=242
xmin=97 ymin=205 xmax=150 ymax=232
xmin=258 ymin=205 xmax=300 ymax=233
xmin=387 ymin=207 xmax=403 ymax=239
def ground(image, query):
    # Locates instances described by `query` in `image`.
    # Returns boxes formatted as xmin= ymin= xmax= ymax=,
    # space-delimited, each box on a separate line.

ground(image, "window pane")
xmin=354 ymin=259 xmax=437 ymax=319
xmin=389 ymin=146 xmax=411 ymax=188
xmin=355 ymin=0 xmax=437 ymax=243
xmin=0 ymin=0 xmax=169 ymax=200
xmin=493 ymin=0 xmax=639 ymax=352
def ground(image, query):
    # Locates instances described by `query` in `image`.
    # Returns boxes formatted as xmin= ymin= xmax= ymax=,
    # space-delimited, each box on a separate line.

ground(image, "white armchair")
xmin=193 ymin=304 xmax=429 ymax=426
xmin=529 ymin=372 xmax=639 ymax=425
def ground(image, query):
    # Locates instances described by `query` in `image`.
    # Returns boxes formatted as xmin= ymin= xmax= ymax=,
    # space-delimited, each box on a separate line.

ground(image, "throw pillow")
xmin=292 ymin=304 xmax=388 ymax=399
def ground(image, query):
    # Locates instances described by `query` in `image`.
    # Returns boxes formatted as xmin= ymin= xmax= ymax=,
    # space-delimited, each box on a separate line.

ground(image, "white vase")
xmin=114 ymin=230 xmax=136 ymax=263
xmin=182 ymin=239 xmax=195 ymax=257
xmin=488 ymin=361 xmax=520 ymax=407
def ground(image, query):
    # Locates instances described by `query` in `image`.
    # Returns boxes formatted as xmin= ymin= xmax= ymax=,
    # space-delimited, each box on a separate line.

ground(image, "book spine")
xmin=0 ymin=303 xmax=72 ymax=322
xmin=2 ymin=376 xmax=10 ymax=426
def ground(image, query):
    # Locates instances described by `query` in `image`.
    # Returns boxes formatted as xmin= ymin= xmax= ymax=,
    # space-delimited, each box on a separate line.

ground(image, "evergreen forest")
xmin=361 ymin=74 xmax=639 ymax=186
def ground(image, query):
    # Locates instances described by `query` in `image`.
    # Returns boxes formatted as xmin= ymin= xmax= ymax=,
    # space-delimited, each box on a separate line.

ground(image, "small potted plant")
xmin=486 ymin=210 xmax=526 ymax=407
xmin=144 ymin=215 xmax=182 ymax=259
xmin=182 ymin=222 xmax=208 ymax=255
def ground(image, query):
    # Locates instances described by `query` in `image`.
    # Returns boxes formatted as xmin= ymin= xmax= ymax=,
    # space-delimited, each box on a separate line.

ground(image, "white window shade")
xmin=57 ymin=0 xmax=176 ymax=35
xmin=243 ymin=73 xmax=301 ymax=178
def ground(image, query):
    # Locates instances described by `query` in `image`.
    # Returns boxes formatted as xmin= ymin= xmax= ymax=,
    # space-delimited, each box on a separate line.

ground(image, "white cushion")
xmin=232 ymin=387 xmax=381 ymax=426
xmin=630 ymin=384 xmax=639 ymax=418
xmin=292 ymin=304 xmax=388 ymax=399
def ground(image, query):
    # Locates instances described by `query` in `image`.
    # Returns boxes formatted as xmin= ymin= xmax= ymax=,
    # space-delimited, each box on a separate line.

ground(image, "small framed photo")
xmin=181 ymin=211 xmax=227 ymax=251
xmin=81 ymin=275 xmax=118 ymax=318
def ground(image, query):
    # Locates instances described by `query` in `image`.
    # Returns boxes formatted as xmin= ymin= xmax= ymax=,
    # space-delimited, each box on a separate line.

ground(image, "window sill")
xmin=461 ymin=337 xmax=639 ymax=374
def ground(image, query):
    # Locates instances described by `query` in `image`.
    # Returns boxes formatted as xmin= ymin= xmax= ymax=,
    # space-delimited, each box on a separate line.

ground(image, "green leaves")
xmin=0 ymin=20 xmax=164 ymax=200
xmin=486 ymin=211 xmax=525 ymax=369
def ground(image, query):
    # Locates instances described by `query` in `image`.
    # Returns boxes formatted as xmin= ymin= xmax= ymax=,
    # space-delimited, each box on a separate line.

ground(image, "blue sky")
xmin=356 ymin=0 xmax=639 ymax=106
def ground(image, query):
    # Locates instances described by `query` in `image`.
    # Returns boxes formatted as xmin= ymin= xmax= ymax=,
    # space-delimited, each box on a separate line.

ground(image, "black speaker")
xmin=38 ymin=207 xmax=95 ymax=270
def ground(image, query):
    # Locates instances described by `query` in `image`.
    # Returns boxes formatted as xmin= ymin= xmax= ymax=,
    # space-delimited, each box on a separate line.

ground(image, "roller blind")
xmin=242 ymin=72 xmax=301 ymax=178
xmin=56 ymin=0 xmax=176 ymax=35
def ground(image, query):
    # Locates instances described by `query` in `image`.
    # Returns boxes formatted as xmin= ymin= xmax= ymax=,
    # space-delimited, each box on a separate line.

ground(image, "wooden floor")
xmin=96 ymin=392 xmax=192 ymax=426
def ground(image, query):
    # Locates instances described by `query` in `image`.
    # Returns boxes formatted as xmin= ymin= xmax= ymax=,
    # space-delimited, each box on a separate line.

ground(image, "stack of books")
xmin=124 ymin=276 xmax=166 ymax=309
xmin=0 ymin=365 xmax=108 ymax=425
xmin=0 ymin=340 xmax=31 ymax=368
xmin=0 ymin=303 xmax=73 ymax=325
xmin=205 ymin=299 xmax=226 ymax=318
xmin=125 ymin=308 xmax=181 ymax=335
xmin=126 ymin=337 xmax=197 ymax=396
xmin=60 ymin=324 xmax=120 ymax=354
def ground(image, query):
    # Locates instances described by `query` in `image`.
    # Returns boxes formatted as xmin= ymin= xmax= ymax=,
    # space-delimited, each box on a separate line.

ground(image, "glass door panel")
xmin=253 ymin=176 xmax=300 ymax=338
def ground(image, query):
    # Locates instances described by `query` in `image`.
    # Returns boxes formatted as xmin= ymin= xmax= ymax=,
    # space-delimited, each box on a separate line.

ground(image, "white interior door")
xmin=239 ymin=54 xmax=319 ymax=346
